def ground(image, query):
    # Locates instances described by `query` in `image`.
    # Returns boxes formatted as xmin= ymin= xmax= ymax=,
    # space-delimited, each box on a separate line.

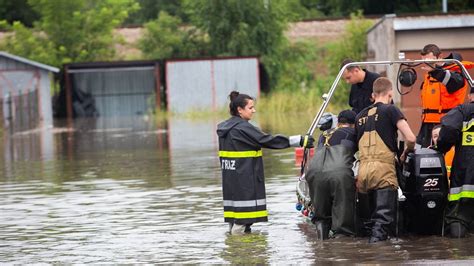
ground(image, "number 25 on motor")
xmin=424 ymin=178 xmax=439 ymax=187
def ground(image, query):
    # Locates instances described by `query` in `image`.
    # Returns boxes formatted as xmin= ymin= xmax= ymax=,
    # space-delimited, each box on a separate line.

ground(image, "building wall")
xmin=367 ymin=16 xmax=399 ymax=103
xmin=166 ymin=57 xmax=260 ymax=113
xmin=396 ymin=28 xmax=474 ymax=51
xmin=0 ymin=56 xmax=54 ymax=130
xmin=70 ymin=68 xmax=156 ymax=117
xmin=38 ymin=69 xmax=53 ymax=128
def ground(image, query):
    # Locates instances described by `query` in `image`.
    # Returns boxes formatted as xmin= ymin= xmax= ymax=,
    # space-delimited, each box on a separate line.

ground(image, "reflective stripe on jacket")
xmin=217 ymin=116 xmax=291 ymax=224
xmin=219 ymin=149 xmax=268 ymax=223
xmin=444 ymin=104 xmax=474 ymax=201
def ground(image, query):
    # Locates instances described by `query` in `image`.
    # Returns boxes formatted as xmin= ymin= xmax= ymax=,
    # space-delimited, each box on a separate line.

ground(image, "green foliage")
xmin=184 ymin=0 xmax=300 ymax=57
xmin=2 ymin=0 xmax=474 ymax=29
xmin=298 ymin=0 xmax=474 ymax=17
xmin=310 ymin=0 xmax=362 ymax=17
xmin=391 ymin=0 xmax=474 ymax=14
xmin=325 ymin=11 xmax=373 ymax=75
xmin=0 ymin=21 xmax=57 ymax=65
xmin=0 ymin=0 xmax=39 ymax=27
xmin=322 ymin=11 xmax=374 ymax=105
xmin=0 ymin=20 xmax=11 ymax=30
xmin=124 ymin=0 xmax=187 ymax=25
xmin=258 ymin=88 xmax=323 ymax=114
xmin=183 ymin=0 xmax=305 ymax=88
xmin=258 ymin=11 xmax=374 ymax=112
xmin=139 ymin=11 xmax=185 ymax=59
xmin=139 ymin=0 xmax=309 ymax=89
xmin=273 ymin=41 xmax=318 ymax=92
xmin=138 ymin=11 xmax=208 ymax=59
xmin=0 ymin=0 xmax=139 ymax=66
xmin=30 ymin=0 xmax=139 ymax=64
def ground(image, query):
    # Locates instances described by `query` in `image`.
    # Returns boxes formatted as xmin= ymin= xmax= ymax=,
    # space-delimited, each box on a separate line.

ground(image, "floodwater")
xmin=1 ymin=115 xmax=474 ymax=264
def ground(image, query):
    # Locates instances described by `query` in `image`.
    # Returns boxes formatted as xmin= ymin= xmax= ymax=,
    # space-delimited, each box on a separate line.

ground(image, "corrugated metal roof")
xmin=367 ymin=13 xmax=474 ymax=34
xmin=65 ymin=59 xmax=159 ymax=70
xmin=394 ymin=14 xmax=474 ymax=31
xmin=0 ymin=51 xmax=59 ymax=73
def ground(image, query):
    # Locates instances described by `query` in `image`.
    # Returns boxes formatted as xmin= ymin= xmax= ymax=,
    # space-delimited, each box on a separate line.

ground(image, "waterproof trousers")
xmin=310 ymin=168 xmax=356 ymax=236
xmin=445 ymin=199 xmax=474 ymax=238
xmin=358 ymin=188 xmax=398 ymax=243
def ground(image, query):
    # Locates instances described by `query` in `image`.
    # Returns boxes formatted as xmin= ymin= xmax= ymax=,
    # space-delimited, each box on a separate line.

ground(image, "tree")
xmin=183 ymin=0 xmax=303 ymax=87
xmin=184 ymin=0 xmax=295 ymax=57
xmin=0 ymin=21 xmax=56 ymax=65
xmin=0 ymin=0 xmax=139 ymax=66
xmin=124 ymin=0 xmax=188 ymax=25
xmin=298 ymin=0 xmax=474 ymax=17
xmin=0 ymin=0 xmax=39 ymax=27
xmin=305 ymin=0 xmax=362 ymax=17
xmin=139 ymin=11 xmax=207 ymax=59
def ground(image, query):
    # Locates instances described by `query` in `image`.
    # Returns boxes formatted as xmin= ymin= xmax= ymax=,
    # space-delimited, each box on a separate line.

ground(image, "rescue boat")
xmin=296 ymin=58 xmax=474 ymax=234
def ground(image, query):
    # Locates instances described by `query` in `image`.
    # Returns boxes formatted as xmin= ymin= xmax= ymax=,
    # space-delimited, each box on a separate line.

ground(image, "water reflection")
xmin=296 ymin=208 xmax=474 ymax=263
xmin=1 ymin=115 xmax=474 ymax=263
xmin=221 ymin=233 xmax=269 ymax=264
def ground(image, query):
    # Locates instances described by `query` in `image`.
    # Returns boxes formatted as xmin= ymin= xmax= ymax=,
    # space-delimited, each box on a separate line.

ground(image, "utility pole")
xmin=442 ymin=0 xmax=448 ymax=13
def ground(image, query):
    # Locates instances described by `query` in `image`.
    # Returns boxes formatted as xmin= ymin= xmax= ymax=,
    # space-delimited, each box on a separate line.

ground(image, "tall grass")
xmin=257 ymin=88 xmax=322 ymax=114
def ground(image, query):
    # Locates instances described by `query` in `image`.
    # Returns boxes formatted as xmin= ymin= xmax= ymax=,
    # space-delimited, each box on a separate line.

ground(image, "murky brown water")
xmin=1 ymin=115 xmax=474 ymax=264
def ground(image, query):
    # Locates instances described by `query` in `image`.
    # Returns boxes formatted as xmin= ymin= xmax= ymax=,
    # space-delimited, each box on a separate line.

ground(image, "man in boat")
xmin=355 ymin=77 xmax=416 ymax=243
xmin=416 ymin=44 xmax=469 ymax=148
xmin=305 ymin=109 xmax=358 ymax=239
xmin=341 ymin=58 xmax=380 ymax=115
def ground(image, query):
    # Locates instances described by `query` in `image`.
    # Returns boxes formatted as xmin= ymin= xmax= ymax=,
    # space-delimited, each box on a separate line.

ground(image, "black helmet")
xmin=318 ymin=112 xmax=335 ymax=131
xmin=399 ymin=67 xmax=417 ymax=87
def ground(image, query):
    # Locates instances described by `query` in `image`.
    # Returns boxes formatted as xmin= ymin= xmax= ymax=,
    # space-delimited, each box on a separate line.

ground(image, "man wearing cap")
xmin=436 ymin=86 xmax=474 ymax=238
xmin=305 ymin=109 xmax=358 ymax=239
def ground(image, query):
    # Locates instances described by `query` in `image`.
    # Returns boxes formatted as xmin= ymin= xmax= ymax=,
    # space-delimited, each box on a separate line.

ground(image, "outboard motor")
xmin=402 ymin=148 xmax=448 ymax=235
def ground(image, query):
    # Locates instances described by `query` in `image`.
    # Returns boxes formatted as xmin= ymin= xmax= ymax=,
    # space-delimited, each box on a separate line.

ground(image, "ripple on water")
xmin=2 ymin=123 xmax=474 ymax=264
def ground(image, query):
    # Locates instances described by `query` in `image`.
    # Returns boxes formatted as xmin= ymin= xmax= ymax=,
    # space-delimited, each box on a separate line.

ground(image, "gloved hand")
xmin=428 ymin=66 xmax=447 ymax=82
xmin=300 ymin=134 xmax=315 ymax=148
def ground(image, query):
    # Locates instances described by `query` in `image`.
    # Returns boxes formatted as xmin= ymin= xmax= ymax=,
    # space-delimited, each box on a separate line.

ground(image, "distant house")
xmin=0 ymin=51 xmax=59 ymax=132
xmin=366 ymin=13 xmax=474 ymax=133
xmin=61 ymin=60 xmax=162 ymax=118
xmin=60 ymin=56 xmax=261 ymax=117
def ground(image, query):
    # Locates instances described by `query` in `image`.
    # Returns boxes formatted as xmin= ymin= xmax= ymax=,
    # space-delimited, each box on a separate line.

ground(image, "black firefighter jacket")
xmin=217 ymin=116 xmax=291 ymax=225
xmin=438 ymin=101 xmax=474 ymax=202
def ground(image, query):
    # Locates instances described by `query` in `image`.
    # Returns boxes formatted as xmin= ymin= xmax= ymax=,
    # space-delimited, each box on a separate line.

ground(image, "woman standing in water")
xmin=217 ymin=91 xmax=314 ymax=235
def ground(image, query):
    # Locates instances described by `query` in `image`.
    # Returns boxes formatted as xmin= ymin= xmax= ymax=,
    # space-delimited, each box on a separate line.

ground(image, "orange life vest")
xmin=421 ymin=67 xmax=469 ymax=123
xmin=444 ymin=146 xmax=455 ymax=178
xmin=443 ymin=60 xmax=474 ymax=72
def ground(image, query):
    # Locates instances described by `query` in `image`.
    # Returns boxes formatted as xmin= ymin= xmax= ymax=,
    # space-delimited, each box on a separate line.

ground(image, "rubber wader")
xmin=357 ymin=107 xmax=398 ymax=243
